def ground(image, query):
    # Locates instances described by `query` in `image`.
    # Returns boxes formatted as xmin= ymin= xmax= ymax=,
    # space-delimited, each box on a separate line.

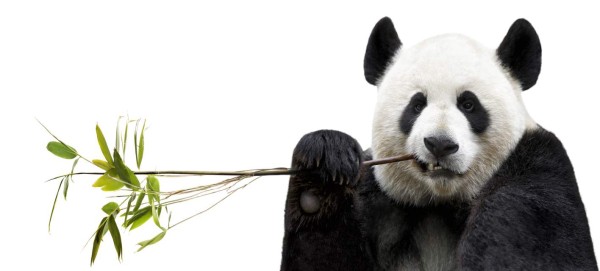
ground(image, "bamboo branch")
xmin=361 ymin=154 xmax=414 ymax=167
xmin=48 ymin=154 xmax=415 ymax=181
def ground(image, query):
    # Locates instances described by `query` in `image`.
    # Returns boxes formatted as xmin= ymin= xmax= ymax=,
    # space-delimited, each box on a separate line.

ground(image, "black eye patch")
xmin=400 ymin=92 xmax=427 ymax=134
xmin=457 ymin=91 xmax=489 ymax=134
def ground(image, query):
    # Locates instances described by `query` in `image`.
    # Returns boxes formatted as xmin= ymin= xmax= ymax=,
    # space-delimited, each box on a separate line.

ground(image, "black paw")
xmin=292 ymin=130 xmax=363 ymax=186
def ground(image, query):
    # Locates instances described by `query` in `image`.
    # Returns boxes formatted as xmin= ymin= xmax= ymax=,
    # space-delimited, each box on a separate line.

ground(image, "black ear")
xmin=497 ymin=19 xmax=542 ymax=91
xmin=364 ymin=17 xmax=402 ymax=86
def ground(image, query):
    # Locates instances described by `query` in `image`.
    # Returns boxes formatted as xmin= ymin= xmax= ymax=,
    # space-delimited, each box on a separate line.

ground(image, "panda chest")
xmin=411 ymin=214 xmax=460 ymax=270
xmin=367 ymin=206 xmax=463 ymax=271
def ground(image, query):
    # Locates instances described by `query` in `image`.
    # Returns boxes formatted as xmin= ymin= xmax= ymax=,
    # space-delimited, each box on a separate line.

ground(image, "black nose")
xmin=424 ymin=137 xmax=459 ymax=159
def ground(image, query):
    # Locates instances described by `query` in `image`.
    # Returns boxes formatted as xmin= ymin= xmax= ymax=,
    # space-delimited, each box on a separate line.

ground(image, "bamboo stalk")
xmin=49 ymin=154 xmax=414 ymax=181
xmin=361 ymin=154 xmax=414 ymax=167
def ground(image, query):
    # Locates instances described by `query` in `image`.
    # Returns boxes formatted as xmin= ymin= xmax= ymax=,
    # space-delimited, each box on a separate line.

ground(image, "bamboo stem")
xmin=49 ymin=154 xmax=414 ymax=180
xmin=361 ymin=154 xmax=414 ymax=167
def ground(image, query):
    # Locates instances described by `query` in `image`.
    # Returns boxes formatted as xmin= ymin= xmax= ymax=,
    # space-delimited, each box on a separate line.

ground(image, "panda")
xmin=280 ymin=17 xmax=597 ymax=271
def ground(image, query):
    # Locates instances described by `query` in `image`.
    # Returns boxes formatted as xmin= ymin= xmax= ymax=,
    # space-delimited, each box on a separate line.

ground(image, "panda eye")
xmin=414 ymin=103 xmax=424 ymax=113
xmin=461 ymin=101 xmax=474 ymax=112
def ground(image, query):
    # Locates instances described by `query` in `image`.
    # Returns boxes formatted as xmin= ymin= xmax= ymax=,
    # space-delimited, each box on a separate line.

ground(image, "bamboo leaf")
xmin=63 ymin=176 xmax=69 ymax=200
xmin=91 ymin=217 xmax=109 ymax=266
xmin=92 ymin=159 xmax=112 ymax=171
xmin=147 ymin=184 xmax=163 ymax=230
xmin=46 ymin=141 xmax=77 ymax=159
xmin=70 ymin=157 xmax=79 ymax=174
xmin=146 ymin=182 xmax=165 ymax=230
xmin=63 ymin=158 xmax=79 ymax=199
xmin=113 ymin=150 xmax=140 ymax=190
xmin=152 ymin=205 xmax=162 ymax=229
xmin=147 ymin=175 xmax=160 ymax=193
xmin=133 ymin=192 xmax=145 ymax=213
xmin=102 ymin=202 xmax=120 ymax=215
xmin=136 ymin=230 xmax=166 ymax=252
xmin=147 ymin=175 xmax=160 ymax=203
xmin=122 ymin=118 xmax=129 ymax=157
xmin=91 ymin=174 xmax=108 ymax=187
xmin=115 ymin=117 xmax=122 ymax=157
xmin=135 ymin=120 xmax=146 ymax=169
xmin=92 ymin=170 xmax=125 ymax=191
xmin=48 ymin=178 xmax=64 ymax=232
xmin=124 ymin=192 xmax=136 ymax=227
xmin=96 ymin=124 xmax=114 ymax=166
xmin=127 ymin=167 xmax=141 ymax=189
xmin=130 ymin=210 xmax=152 ymax=231
xmin=134 ymin=120 xmax=139 ymax=169
xmin=126 ymin=206 xmax=152 ymax=230
xmin=107 ymin=215 xmax=123 ymax=261
xmin=36 ymin=119 xmax=78 ymax=159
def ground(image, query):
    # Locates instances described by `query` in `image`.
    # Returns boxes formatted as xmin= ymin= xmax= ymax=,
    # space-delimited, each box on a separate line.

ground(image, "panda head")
xmin=366 ymin=18 xmax=541 ymax=205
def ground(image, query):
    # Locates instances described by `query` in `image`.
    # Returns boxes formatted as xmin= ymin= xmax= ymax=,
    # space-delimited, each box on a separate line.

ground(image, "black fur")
xmin=291 ymin=130 xmax=363 ymax=186
xmin=497 ymin=18 xmax=542 ymax=91
xmin=281 ymin=129 xmax=597 ymax=270
xmin=457 ymin=91 xmax=490 ymax=134
xmin=281 ymin=130 xmax=371 ymax=271
xmin=364 ymin=17 xmax=402 ymax=85
xmin=399 ymin=92 xmax=427 ymax=134
xmin=458 ymin=128 xmax=597 ymax=270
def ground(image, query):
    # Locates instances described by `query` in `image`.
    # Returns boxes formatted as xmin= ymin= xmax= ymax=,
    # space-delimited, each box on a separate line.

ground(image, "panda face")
xmin=371 ymin=33 xmax=537 ymax=205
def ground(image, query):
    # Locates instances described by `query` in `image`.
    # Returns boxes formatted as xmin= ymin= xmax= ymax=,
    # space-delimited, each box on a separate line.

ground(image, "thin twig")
xmin=47 ymin=154 xmax=415 ymax=182
xmin=167 ymin=177 xmax=260 ymax=229
xmin=361 ymin=154 xmax=414 ymax=167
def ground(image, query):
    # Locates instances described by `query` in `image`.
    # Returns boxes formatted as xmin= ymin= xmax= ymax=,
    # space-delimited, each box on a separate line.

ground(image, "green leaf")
xmin=115 ymin=117 xmax=122 ymax=157
xmin=63 ymin=175 xmax=70 ymax=200
xmin=107 ymin=215 xmax=123 ymax=261
xmin=96 ymin=124 xmax=114 ymax=166
xmin=133 ymin=192 xmax=145 ymax=213
xmin=137 ymin=230 xmax=166 ymax=252
xmin=91 ymin=217 xmax=109 ymax=266
xmin=147 ymin=175 xmax=160 ymax=203
xmin=126 ymin=206 xmax=152 ymax=230
xmin=102 ymin=202 xmax=120 ymax=215
xmin=152 ymin=205 xmax=162 ymax=229
xmin=48 ymin=178 xmax=64 ymax=232
xmin=124 ymin=192 xmax=136 ymax=227
xmin=147 ymin=175 xmax=160 ymax=193
xmin=113 ymin=150 xmax=140 ymax=189
xmin=46 ymin=141 xmax=77 ymax=159
xmin=146 ymin=180 xmax=163 ymax=230
xmin=63 ymin=158 xmax=79 ymax=200
xmin=92 ymin=170 xmax=125 ymax=191
xmin=127 ymin=167 xmax=141 ymax=190
xmin=135 ymin=119 xmax=146 ymax=169
xmin=92 ymin=159 xmax=112 ymax=171
xmin=122 ymin=118 xmax=130 ymax=157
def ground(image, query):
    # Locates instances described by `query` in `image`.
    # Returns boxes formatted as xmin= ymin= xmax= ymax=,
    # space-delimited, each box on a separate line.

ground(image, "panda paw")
xmin=292 ymin=130 xmax=363 ymax=186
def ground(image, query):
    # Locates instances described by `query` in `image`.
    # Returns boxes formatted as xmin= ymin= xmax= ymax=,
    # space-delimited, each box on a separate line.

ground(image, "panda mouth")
xmin=415 ymin=160 xmax=458 ymax=178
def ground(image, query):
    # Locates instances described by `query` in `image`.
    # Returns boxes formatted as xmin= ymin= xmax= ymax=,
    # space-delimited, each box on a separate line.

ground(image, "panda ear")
xmin=497 ymin=18 xmax=542 ymax=91
xmin=364 ymin=17 xmax=402 ymax=86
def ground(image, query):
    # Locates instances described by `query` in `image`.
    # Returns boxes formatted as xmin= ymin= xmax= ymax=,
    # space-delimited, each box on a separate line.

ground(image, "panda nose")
xmin=424 ymin=137 xmax=459 ymax=159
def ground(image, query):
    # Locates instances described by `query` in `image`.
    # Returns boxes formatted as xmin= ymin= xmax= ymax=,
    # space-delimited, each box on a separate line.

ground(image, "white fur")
xmin=372 ymin=34 xmax=537 ymax=205
xmin=414 ymin=214 xmax=458 ymax=270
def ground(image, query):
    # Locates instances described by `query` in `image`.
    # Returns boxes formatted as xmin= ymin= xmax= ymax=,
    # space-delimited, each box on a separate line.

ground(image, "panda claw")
xmin=292 ymin=130 xmax=363 ymax=187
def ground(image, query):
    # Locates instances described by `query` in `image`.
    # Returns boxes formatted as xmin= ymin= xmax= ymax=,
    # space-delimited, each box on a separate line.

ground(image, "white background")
xmin=1 ymin=1 xmax=599 ymax=270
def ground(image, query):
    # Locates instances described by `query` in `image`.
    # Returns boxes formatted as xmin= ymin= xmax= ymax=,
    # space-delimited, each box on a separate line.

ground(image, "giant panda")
xmin=280 ymin=17 xmax=597 ymax=271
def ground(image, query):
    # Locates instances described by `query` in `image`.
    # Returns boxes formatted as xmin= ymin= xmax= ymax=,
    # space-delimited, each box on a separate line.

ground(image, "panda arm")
xmin=458 ymin=130 xmax=597 ymax=270
xmin=280 ymin=130 xmax=373 ymax=271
